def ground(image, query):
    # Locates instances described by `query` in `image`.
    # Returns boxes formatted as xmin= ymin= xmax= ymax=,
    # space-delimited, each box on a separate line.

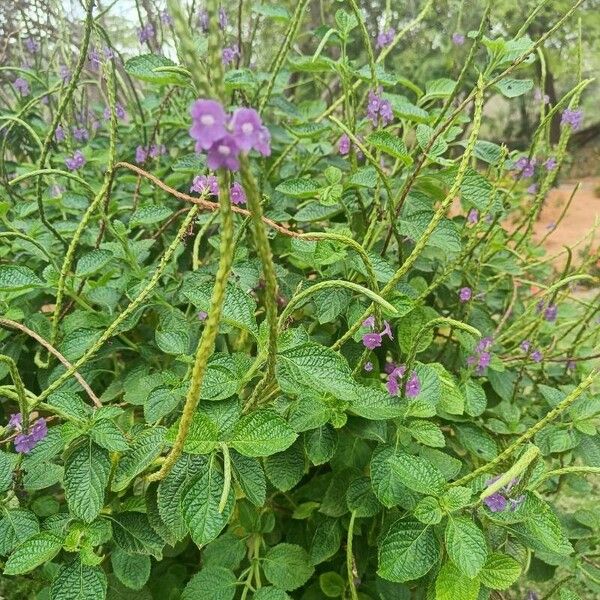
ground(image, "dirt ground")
xmin=532 ymin=177 xmax=600 ymax=270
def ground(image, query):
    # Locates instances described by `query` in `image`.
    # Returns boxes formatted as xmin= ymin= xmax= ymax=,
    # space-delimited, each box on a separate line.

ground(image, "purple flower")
xmin=191 ymin=174 xmax=219 ymax=195
xmin=254 ymin=126 xmax=272 ymax=156
xmin=566 ymin=359 xmax=576 ymax=370
xmin=73 ymin=127 xmax=89 ymax=142
xmin=544 ymin=157 xmax=557 ymax=171
xmin=65 ymin=150 xmax=86 ymax=171
xmin=199 ymin=10 xmax=209 ymax=32
xmin=362 ymin=316 xmax=375 ymax=329
xmin=376 ymin=28 xmax=395 ymax=49
xmin=222 ymin=46 xmax=239 ymax=66
xmin=219 ymin=7 xmax=228 ymax=29
xmin=103 ymin=103 xmax=126 ymax=121
xmin=476 ymin=336 xmax=493 ymax=353
xmin=527 ymin=184 xmax=538 ymax=195
xmin=190 ymin=99 xmax=229 ymax=151
xmin=14 ymin=77 xmax=30 ymax=96
xmin=514 ymin=156 xmax=536 ymax=178
xmin=484 ymin=492 xmax=507 ymax=512
xmin=561 ymin=109 xmax=583 ymax=131
xmin=467 ymin=209 xmax=479 ymax=224
xmin=149 ymin=143 xmax=166 ymax=158
xmin=544 ymin=304 xmax=557 ymax=322
xmin=55 ymin=125 xmax=65 ymax=143
xmin=477 ymin=352 xmax=491 ymax=371
xmin=534 ymin=88 xmax=549 ymax=104
xmin=135 ymin=146 xmax=148 ymax=164
xmin=230 ymin=107 xmax=262 ymax=151
xmin=381 ymin=321 xmax=393 ymax=340
xmin=386 ymin=373 xmax=400 ymax=395
xmin=452 ymin=32 xmax=465 ymax=45
xmin=13 ymin=417 xmax=47 ymax=454
xmin=60 ymin=65 xmax=71 ymax=83
xmin=531 ymin=349 xmax=543 ymax=363
xmin=230 ymin=182 xmax=246 ymax=205
xmin=459 ymin=287 xmax=472 ymax=302
xmin=362 ymin=332 xmax=382 ymax=350
xmin=198 ymin=311 xmax=208 ymax=321
xmin=25 ymin=37 xmax=40 ymax=53
xmin=520 ymin=340 xmax=531 ymax=352
xmin=8 ymin=413 xmax=22 ymax=429
xmin=405 ymin=372 xmax=421 ymax=398
xmin=364 ymin=361 xmax=373 ymax=372
xmin=366 ymin=88 xmax=393 ymax=127
xmin=89 ymin=48 xmax=101 ymax=70
xmin=161 ymin=10 xmax=173 ymax=25
xmin=30 ymin=418 xmax=47 ymax=442
xmin=338 ymin=134 xmax=351 ymax=155
xmin=207 ymin=135 xmax=241 ymax=171
xmin=535 ymin=299 xmax=545 ymax=314
xmin=51 ymin=184 xmax=64 ymax=198
xmin=138 ymin=23 xmax=155 ymax=44
xmin=103 ymin=46 xmax=115 ymax=60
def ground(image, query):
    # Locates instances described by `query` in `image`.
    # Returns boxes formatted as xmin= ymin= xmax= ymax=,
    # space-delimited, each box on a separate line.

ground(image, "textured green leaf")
xmin=0 ymin=509 xmax=39 ymax=555
xmin=75 ymin=249 xmax=114 ymax=276
xmin=350 ymin=385 xmax=405 ymax=420
xmin=166 ymin=412 xmax=219 ymax=454
xmin=130 ymin=204 xmax=172 ymax=228
xmin=435 ymin=561 xmax=480 ymax=600
xmin=445 ymin=515 xmax=488 ymax=578
xmin=366 ymin=130 xmax=412 ymax=165
xmin=494 ymin=78 xmax=533 ymax=98
xmin=125 ymin=54 xmax=186 ymax=85
xmin=201 ymin=353 xmax=253 ymax=401
xmin=182 ymin=566 xmax=237 ymax=600
xmin=389 ymin=453 xmax=445 ymax=496
xmin=228 ymin=409 xmax=297 ymax=457
xmin=413 ymin=497 xmax=443 ymax=525
xmin=262 ymin=543 xmax=314 ymax=591
xmin=64 ymin=439 xmax=111 ymax=523
xmin=230 ymin=451 xmax=267 ymax=506
xmin=0 ymin=450 xmax=17 ymax=492
xmin=112 ymin=427 xmax=166 ymax=491
xmin=370 ymin=446 xmax=419 ymax=509
xmin=111 ymin=549 xmax=150 ymax=590
xmin=50 ymin=558 xmax=107 ymax=600
xmin=309 ymin=517 xmax=341 ymax=565
xmin=89 ymin=419 xmax=129 ymax=452
xmin=111 ymin=513 xmax=164 ymax=559
xmin=346 ymin=476 xmax=381 ymax=517
xmin=276 ymin=178 xmax=320 ymax=198
xmin=378 ymin=518 xmax=439 ymax=582
xmin=4 ymin=531 xmax=63 ymax=575
xmin=399 ymin=211 xmax=461 ymax=253
xmin=0 ymin=265 xmax=44 ymax=291
xmin=479 ymin=553 xmax=521 ymax=590
xmin=305 ymin=425 xmax=337 ymax=465
xmin=264 ymin=441 xmax=305 ymax=492
xmin=182 ymin=460 xmax=235 ymax=547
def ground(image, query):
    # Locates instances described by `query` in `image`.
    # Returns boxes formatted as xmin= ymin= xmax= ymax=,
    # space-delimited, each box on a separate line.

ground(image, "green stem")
xmin=452 ymin=371 xmax=598 ymax=487
xmin=346 ymin=511 xmax=359 ymax=600
xmin=0 ymin=355 xmax=29 ymax=429
xmin=218 ymin=443 xmax=232 ymax=513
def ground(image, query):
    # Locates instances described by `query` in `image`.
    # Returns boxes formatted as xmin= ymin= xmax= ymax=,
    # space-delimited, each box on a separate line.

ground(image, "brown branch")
xmin=113 ymin=161 xmax=304 ymax=238
xmin=0 ymin=318 xmax=102 ymax=407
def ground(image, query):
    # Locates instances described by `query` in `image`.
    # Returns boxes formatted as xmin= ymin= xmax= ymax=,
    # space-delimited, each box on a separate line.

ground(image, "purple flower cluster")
xmin=483 ymin=476 xmax=525 ymax=513
xmin=467 ymin=336 xmax=493 ymax=375
xmin=138 ymin=24 xmax=155 ymax=44
xmin=514 ymin=156 xmax=536 ymax=178
xmin=7 ymin=413 xmax=48 ymax=454
xmin=361 ymin=316 xmax=393 ymax=350
xmin=14 ymin=77 xmax=30 ymax=96
xmin=544 ymin=157 xmax=557 ymax=170
xmin=199 ymin=7 xmax=228 ymax=32
xmin=467 ymin=208 xmax=479 ymax=224
xmin=135 ymin=143 xmax=166 ymax=164
xmin=230 ymin=181 xmax=246 ymax=205
xmin=190 ymin=174 xmax=246 ymax=205
xmin=161 ymin=10 xmax=173 ymax=25
xmin=60 ymin=65 xmax=71 ymax=83
xmin=376 ymin=28 xmax=395 ymax=49
xmin=103 ymin=103 xmax=126 ymax=121
xmin=534 ymin=88 xmax=549 ymax=105
xmin=65 ymin=150 xmax=86 ymax=171
xmin=72 ymin=127 xmax=89 ymax=142
xmin=55 ymin=125 xmax=65 ymax=143
xmin=535 ymin=299 xmax=558 ymax=322
xmin=25 ymin=37 xmax=40 ymax=53
xmin=561 ymin=109 xmax=583 ymax=131
xmin=386 ymin=364 xmax=421 ymax=398
xmin=222 ymin=45 xmax=239 ymax=66
xmin=451 ymin=32 xmax=465 ymax=46
xmin=338 ymin=135 xmax=351 ymax=155
xmin=366 ymin=88 xmax=393 ymax=127
xmin=520 ymin=340 xmax=543 ymax=363
xmin=189 ymin=99 xmax=271 ymax=171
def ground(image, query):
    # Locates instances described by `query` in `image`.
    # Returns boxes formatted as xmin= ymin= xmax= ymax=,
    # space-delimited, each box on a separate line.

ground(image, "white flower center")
xmin=241 ymin=122 xmax=254 ymax=135
xmin=218 ymin=144 xmax=231 ymax=156
xmin=200 ymin=114 xmax=215 ymax=126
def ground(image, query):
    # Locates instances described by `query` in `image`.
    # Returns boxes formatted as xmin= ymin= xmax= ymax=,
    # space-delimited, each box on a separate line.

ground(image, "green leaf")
xmin=64 ymin=439 xmax=111 ymax=523
xmin=479 ymin=553 xmax=521 ymax=590
xmin=370 ymin=446 xmax=418 ymax=509
xmin=276 ymin=178 xmax=320 ymax=198
xmin=0 ymin=450 xmax=17 ymax=492
xmin=182 ymin=275 xmax=258 ymax=337
xmin=346 ymin=476 xmax=381 ymax=517
xmin=228 ymin=409 xmax=297 ymax=457
xmin=277 ymin=342 xmax=356 ymax=401
xmin=264 ymin=441 xmax=305 ymax=492
xmin=130 ymin=204 xmax=172 ymax=228
xmin=251 ymin=3 xmax=290 ymax=21
xmin=253 ymin=588 xmax=292 ymax=600
xmin=434 ymin=561 xmax=480 ymax=600
xmin=125 ymin=54 xmax=187 ymax=85
xmin=112 ymin=427 xmax=166 ymax=492
xmin=157 ymin=455 xmax=208 ymax=541
xmin=305 ymin=425 xmax=337 ymax=465
xmin=406 ymin=419 xmax=445 ymax=448
xmin=309 ymin=517 xmax=341 ymax=565
xmin=4 ymin=531 xmax=63 ymax=575
xmin=75 ymin=249 xmax=114 ymax=277
xmin=201 ymin=353 xmax=253 ymax=401
xmin=350 ymin=385 xmax=405 ymax=420
xmin=494 ymin=78 xmax=534 ymax=98
xmin=445 ymin=515 xmax=488 ymax=578
xmin=50 ymin=558 xmax=107 ymax=600
xmin=111 ymin=513 xmax=164 ymax=559
xmin=378 ymin=518 xmax=439 ymax=582
xmin=0 ymin=509 xmax=39 ymax=555
xmin=166 ymin=412 xmax=219 ymax=454
xmin=230 ymin=451 xmax=267 ymax=506
xmin=183 ymin=459 xmax=235 ymax=547
xmin=262 ymin=543 xmax=315 ymax=591
xmin=182 ymin=566 xmax=237 ymax=600
xmin=366 ymin=130 xmax=412 ymax=165
xmin=347 ymin=166 xmax=377 ymax=188
xmin=399 ymin=211 xmax=461 ymax=253
xmin=0 ymin=265 xmax=43 ymax=291
xmin=389 ymin=453 xmax=446 ymax=496
xmin=89 ymin=419 xmax=129 ymax=452
xmin=319 ymin=571 xmax=346 ymax=597
xmin=455 ymin=424 xmax=497 ymax=461
xmin=111 ymin=549 xmax=150 ymax=591
xmin=413 ymin=496 xmax=443 ymax=525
